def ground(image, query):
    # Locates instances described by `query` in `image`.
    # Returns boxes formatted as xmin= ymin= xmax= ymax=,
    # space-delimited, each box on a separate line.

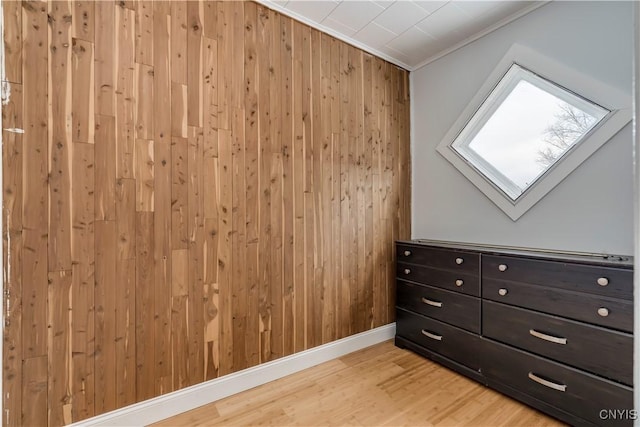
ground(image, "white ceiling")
xmin=258 ymin=0 xmax=548 ymax=70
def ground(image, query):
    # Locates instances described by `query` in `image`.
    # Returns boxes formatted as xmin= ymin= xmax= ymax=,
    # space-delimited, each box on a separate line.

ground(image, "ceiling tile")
xmin=371 ymin=0 xmax=394 ymax=9
xmin=386 ymin=26 xmax=433 ymax=57
xmin=322 ymin=16 xmax=358 ymax=37
xmin=373 ymin=1 xmax=432 ymax=35
xmin=353 ymin=21 xmax=398 ymax=47
xmin=284 ymin=1 xmax=339 ymax=23
xmin=453 ymin=1 xmax=503 ymax=17
xmin=327 ymin=1 xmax=386 ymax=32
xmin=415 ymin=3 xmax=472 ymax=40
xmin=414 ymin=1 xmax=449 ymax=14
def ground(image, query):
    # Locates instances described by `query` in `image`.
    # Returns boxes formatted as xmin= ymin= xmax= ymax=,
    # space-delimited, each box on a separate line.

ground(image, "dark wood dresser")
xmin=395 ymin=240 xmax=634 ymax=427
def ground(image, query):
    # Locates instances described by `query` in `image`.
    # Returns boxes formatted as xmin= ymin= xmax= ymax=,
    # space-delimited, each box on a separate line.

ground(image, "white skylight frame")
xmin=436 ymin=44 xmax=632 ymax=220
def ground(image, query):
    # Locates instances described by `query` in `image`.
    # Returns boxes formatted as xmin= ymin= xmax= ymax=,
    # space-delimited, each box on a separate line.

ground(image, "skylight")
xmin=436 ymin=45 xmax=631 ymax=220
xmin=451 ymin=64 xmax=609 ymax=201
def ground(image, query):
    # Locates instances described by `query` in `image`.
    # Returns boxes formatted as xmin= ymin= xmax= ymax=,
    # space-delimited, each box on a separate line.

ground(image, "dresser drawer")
xmin=483 ymin=301 xmax=632 ymax=385
xmin=397 ymin=263 xmax=480 ymax=296
xmin=483 ymin=278 xmax=632 ymax=333
xmin=483 ymin=340 xmax=633 ymax=426
xmin=397 ymin=244 xmax=479 ymax=274
xmin=396 ymin=308 xmax=481 ymax=371
xmin=397 ymin=281 xmax=480 ymax=333
xmin=483 ymin=255 xmax=632 ymax=300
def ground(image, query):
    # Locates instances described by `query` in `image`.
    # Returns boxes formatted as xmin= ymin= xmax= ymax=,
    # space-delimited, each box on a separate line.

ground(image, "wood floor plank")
xmin=153 ymin=342 xmax=565 ymax=427
xmin=72 ymin=37 xmax=95 ymax=144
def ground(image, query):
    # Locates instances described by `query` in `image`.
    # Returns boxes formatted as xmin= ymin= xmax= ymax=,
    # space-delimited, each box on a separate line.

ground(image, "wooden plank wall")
xmin=1 ymin=1 xmax=410 ymax=425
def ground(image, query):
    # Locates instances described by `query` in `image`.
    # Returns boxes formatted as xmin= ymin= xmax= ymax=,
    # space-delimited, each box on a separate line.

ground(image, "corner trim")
xmin=69 ymin=324 xmax=396 ymax=427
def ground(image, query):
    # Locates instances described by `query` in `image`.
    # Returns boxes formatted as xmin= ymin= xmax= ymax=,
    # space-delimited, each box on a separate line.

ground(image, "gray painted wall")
xmin=411 ymin=1 xmax=634 ymax=255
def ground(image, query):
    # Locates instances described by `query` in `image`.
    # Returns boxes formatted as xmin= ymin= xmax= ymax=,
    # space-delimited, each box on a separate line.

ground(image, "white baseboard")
xmin=69 ymin=323 xmax=396 ymax=427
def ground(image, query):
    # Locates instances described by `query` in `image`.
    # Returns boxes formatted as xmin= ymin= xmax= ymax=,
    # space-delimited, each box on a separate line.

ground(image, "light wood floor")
xmin=153 ymin=341 xmax=565 ymax=426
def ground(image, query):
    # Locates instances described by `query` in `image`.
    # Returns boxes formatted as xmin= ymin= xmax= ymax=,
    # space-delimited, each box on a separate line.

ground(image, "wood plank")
xmin=203 ymin=36 xmax=218 ymax=159
xmin=362 ymin=53 xmax=374 ymax=330
xmin=116 ymin=178 xmax=136 ymax=260
xmin=72 ymin=37 xmax=95 ymax=144
xmin=71 ymin=141 xmax=96 ymax=421
xmin=171 ymin=136 xmax=188 ymax=249
xmin=47 ymin=270 xmax=73 ymax=427
xmin=280 ymin=11 xmax=295 ymax=358
xmin=135 ymin=138 xmax=155 ymax=212
xmin=21 ymin=0 xmax=49 ymax=360
xmin=203 ymin=216 xmax=219 ymax=380
xmin=2 ymin=81 xmax=23 ymax=427
xmin=22 ymin=356 xmax=47 ymax=427
xmin=171 ymin=249 xmax=189 ymax=390
xmin=256 ymin=4 xmax=272 ymax=363
xmin=94 ymin=220 xmax=117 ymax=414
xmin=136 ymin=211 xmax=155 ymax=402
xmin=153 ymin=141 xmax=172 ymax=393
xmin=231 ymin=108 xmax=248 ymax=371
xmin=292 ymin=21 xmax=306 ymax=353
xmin=217 ymin=129 xmax=233 ymax=375
xmin=244 ymin=2 xmax=260 ymax=367
xmin=187 ymin=126 xmax=205 ymax=385
xmin=95 ymin=114 xmax=117 ymax=221
xmin=187 ymin=0 xmax=203 ymax=127
xmin=269 ymin=151 xmax=283 ymax=360
xmin=94 ymin=0 xmax=115 ymax=116
xmin=329 ymin=38 xmax=341 ymax=339
xmin=170 ymin=0 xmax=187 ymax=85
xmin=73 ymin=1 xmax=94 ymax=42
xmin=171 ymin=82 xmax=188 ymax=138
xmin=48 ymin=0 xmax=73 ymax=272
xmin=135 ymin=0 xmax=154 ymax=66
xmin=203 ymin=0 xmax=217 ymax=39
xmin=135 ymin=63 xmax=154 ymax=141
xmin=115 ymin=257 xmax=136 ymax=407
xmin=115 ymin=4 xmax=135 ymax=179
xmin=2 ymin=0 xmax=22 ymax=84
xmin=153 ymin=3 xmax=171 ymax=146
xmin=309 ymin=28 xmax=322 ymax=349
xmin=319 ymin=34 xmax=334 ymax=343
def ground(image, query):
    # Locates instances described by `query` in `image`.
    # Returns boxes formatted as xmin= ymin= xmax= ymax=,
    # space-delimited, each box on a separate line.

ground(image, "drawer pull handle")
xmin=498 ymin=288 xmax=508 ymax=296
xmin=597 ymin=277 xmax=609 ymax=286
xmin=597 ymin=307 xmax=609 ymax=317
xmin=455 ymin=279 xmax=464 ymax=287
xmin=529 ymin=329 xmax=567 ymax=345
xmin=528 ymin=372 xmax=566 ymax=392
xmin=421 ymin=329 xmax=443 ymax=341
xmin=498 ymin=264 xmax=508 ymax=272
xmin=404 ymin=268 xmax=411 ymax=275
xmin=404 ymin=250 xmax=412 ymax=257
xmin=421 ymin=297 xmax=443 ymax=308
xmin=455 ymin=257 xmax=464 ymax=265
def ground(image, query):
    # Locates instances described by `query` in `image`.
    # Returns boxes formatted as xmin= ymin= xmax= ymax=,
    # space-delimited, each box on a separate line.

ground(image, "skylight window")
xmin=436 ymin=45 xmax=631 ymax=220
xmin=451 ymin=64 xmax=609 ymax=201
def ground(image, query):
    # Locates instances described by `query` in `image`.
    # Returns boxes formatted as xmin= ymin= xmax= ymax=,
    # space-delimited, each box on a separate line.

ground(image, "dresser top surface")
xmin=397 ymin=239 xmax=633 ymax=268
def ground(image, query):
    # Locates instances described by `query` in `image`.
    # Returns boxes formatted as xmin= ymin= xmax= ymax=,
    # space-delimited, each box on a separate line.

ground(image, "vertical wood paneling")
xmin=3 ymin=2 xmax=410 ymax=425
xmin=71 ymin=142 xmax=96 ymax=421
xmin=22 ymin=0 xmax=49 ymax=363
xmin=2 ymin=81 xmax=23 ymax=427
